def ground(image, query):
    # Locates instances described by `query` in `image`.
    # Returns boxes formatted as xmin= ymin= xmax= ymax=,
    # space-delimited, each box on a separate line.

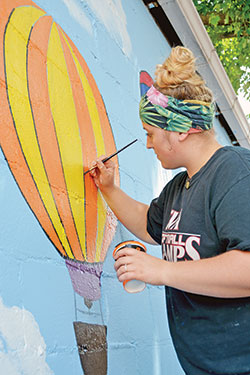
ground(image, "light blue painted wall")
xmin=0 ymin=1 xmax=233 ymax=374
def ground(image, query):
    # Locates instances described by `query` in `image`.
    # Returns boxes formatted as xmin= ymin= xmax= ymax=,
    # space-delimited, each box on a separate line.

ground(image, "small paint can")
xmin=113 ymin=240 xmax=147 ymax=293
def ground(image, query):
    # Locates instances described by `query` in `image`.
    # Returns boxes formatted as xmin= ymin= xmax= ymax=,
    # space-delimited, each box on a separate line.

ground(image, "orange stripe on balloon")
xmin=57 ymin=26 xmax=98 ymax=262
xmin=59 ymin=28 xmax=120 ymax=262
xmin=93 ymin=86 xmax=120 ymax=261
xmin=59 ymin=26 xmax=110 ymax=263
xmin=61 ymin=31 xmax=118 ymax=162
xmin=98 ymin=117 xmax=119 ymax=261
xmin=27 ymin=16 xmax=84 ymax=261
xmin=59 ymin=29 xmax=106 ymax=263
xmin=0 ymin=7 xmax=67 ymax=257
xmin=65 ymin=45 xmax=120 ymax=261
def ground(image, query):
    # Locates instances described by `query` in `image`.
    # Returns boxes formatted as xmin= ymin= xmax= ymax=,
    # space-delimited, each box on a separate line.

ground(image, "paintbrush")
xmin=84 ymin=139 xmax=138 ymax=175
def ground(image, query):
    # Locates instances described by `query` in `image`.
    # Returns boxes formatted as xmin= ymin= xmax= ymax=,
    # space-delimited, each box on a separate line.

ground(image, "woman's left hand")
xmin=113 ymin=247 xmax=167 ymax=286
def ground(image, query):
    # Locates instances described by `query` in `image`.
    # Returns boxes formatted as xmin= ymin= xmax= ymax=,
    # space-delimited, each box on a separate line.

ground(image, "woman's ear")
xmin=178 ymin=132 xmax=189 ymax=142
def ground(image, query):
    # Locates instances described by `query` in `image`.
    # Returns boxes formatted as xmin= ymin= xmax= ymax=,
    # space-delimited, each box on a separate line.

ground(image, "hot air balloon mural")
xmin=0 ymin=0 xmax=120 ymax=302
xmin=140 ymin=70 xmax=154 ymax=96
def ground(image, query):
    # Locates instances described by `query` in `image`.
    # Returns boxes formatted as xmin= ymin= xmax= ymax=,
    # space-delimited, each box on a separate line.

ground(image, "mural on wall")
xmin=0 ymin=0 xmax=121 ymax=373
xmin=0 ymin=0 xmax=120 ymax=301
xmin=140 ymin=70 xmax=154 ymax=97
xmin=0 ymin=297 xmax=53 ymax=375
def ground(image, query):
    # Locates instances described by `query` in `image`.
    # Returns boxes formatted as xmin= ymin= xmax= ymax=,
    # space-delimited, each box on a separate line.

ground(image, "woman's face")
xmin=143 ymin=123 xmax=182 ymax=169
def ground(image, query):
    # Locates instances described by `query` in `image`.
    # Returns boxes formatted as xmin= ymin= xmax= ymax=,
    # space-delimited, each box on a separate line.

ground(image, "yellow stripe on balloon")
xmin=61 ymin=33 xmax=106 ymax=156
xmin=47 ymin=23 xmax=86 ymax=258
xmin=62 ymin=32 xmax=107 ymax=262
xmin=5 ymin=7 xmax=74 ymax=259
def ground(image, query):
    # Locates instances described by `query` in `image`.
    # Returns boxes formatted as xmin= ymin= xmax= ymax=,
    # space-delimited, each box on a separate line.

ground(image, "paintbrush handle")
xmin=84 ymin=139 xmax=137 ymax=175
xmin=101 ymin=139 xmax=138 ymax=163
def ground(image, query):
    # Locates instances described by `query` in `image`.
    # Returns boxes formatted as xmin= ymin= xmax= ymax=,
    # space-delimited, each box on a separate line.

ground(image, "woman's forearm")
xmin=163 ymin=249 xmax=250 ymax=298
xmin=101 ymin=184 xmax=156 ymax=244
xmin=115 ymin=248 xmax=250 ymax=298
xmin=90 ymin=158 xmax=156 ymax=244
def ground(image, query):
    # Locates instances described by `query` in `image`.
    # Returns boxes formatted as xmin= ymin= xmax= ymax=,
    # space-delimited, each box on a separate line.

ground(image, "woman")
xmin=90 ymin=46 xmax=250 ymax=375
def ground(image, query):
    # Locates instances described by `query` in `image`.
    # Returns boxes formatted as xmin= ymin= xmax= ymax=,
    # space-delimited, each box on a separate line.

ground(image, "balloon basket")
xmin=73 ymin=322 xmax=107 ymax=375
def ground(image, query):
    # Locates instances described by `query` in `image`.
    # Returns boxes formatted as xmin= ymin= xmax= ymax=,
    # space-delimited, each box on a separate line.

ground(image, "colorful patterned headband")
xmin=139 ymin=85 xmax=214 ymax=133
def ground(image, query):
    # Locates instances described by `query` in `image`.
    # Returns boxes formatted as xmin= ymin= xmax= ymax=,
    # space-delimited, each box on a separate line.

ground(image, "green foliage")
xmin=193 ymin=0 xmax=250 ymax=101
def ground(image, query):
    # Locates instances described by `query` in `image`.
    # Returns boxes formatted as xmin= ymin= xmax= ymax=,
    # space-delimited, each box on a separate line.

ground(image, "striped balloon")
xmin=0 ymin=0 xmax=119 ymax=264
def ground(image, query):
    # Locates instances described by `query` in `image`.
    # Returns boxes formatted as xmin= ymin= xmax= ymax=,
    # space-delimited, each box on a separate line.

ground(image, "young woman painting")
xmin=90 ymin=46 xmax=250 ymax=375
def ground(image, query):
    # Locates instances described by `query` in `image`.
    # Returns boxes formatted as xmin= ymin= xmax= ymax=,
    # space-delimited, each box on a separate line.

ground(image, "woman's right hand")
xmin=89 ymin=157 xmax=116 ymax=193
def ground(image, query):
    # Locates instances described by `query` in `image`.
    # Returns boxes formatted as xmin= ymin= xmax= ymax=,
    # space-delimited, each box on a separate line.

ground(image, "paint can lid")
xmin=113 ymin=240 xmax=146 ymax=257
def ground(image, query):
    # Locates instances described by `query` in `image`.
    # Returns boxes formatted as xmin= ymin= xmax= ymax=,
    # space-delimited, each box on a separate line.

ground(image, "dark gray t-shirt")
xmin=147 ymin=146 xmax=250 ymax=375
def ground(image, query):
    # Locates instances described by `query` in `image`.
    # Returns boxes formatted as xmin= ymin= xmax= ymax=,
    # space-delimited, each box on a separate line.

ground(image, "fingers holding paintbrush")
xmin=84 ymin=139 xmax=137 ymax=176
xmin=90 ymin=156 xmax=116 ymax=191
xmin=88 ymin=138 xmax=137 ymax=199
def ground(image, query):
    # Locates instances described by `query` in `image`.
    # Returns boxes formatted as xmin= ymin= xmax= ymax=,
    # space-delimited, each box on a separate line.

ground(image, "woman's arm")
xmin=90 ymin=158 xmax=157 ymax=244
xmin=114 ymin=248 xmax=250 ymax=298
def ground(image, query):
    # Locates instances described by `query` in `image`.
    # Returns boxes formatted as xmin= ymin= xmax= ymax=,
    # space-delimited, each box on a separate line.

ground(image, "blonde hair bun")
xmin=155 ymin=46 xmax=213 ymax=103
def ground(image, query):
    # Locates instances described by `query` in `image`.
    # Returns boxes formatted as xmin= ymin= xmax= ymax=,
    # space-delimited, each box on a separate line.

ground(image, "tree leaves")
xmin=209 ymin=14 xmax=220 ymax=26
xmin=193 ymin=0 xmax=250 ymax=101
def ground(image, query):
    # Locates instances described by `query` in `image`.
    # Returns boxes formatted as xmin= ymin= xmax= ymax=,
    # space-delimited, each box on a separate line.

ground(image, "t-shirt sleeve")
xmin=147 ymin=188 xmax=167 ymax=244
xmin=215 ymin=174 xmax=250 ymax=252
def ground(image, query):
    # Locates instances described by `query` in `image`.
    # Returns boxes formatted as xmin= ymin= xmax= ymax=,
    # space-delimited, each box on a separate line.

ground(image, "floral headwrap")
xmin=139 ymin=85 xmax=214 ymax=133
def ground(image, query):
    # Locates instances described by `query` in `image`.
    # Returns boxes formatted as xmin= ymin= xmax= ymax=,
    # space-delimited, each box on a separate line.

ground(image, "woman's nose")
xmin=146 ymin=138 xmax=153 ymax=149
